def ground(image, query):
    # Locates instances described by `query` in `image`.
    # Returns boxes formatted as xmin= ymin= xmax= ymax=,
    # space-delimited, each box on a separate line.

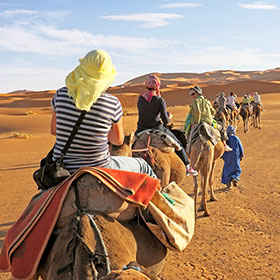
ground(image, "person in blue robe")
xmin=221 ymin=125 xmax=244 ymax=188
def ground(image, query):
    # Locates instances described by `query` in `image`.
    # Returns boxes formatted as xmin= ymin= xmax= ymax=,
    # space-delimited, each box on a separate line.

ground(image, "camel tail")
xmin=192 ymin=136 xmax=207 ymax=169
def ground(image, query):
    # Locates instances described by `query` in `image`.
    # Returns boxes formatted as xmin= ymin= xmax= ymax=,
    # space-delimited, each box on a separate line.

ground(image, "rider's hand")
xmin=168 ymin=112 xmax=173 ymax=119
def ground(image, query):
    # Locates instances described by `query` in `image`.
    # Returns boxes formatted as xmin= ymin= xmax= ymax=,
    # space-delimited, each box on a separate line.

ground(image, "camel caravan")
xmin=0 ymin=89 xmax=262 ymax=280
xmin=213 ymin=91 xmax=263 ymax=133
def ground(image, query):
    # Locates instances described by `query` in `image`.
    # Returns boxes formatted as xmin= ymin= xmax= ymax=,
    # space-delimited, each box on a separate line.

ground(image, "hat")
xmin=65 ymin=49 xmax=116 ymax=111
xmin=189 ymin=86 xmax=202 ymax=95
xmin=227 ymin=125 xmax=236 ymax=135
xmin=145 ymin=74 xmax=161 ymax=91
xmin=219 ymin=92 xmax=225 ymax=96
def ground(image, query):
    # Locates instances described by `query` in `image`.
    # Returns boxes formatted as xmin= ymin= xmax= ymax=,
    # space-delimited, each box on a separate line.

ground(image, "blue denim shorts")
xmin=104 ymin=156 xmax=157 ymax=178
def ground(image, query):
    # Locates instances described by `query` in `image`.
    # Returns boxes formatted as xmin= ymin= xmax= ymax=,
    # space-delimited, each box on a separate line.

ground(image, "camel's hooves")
xmin=198 ymin=206 xmax=205 ymax=212
xmin=203 ymin=212 xmax=210 ymax=217
xmin=209 ymin=196 xmax=218 ymax=202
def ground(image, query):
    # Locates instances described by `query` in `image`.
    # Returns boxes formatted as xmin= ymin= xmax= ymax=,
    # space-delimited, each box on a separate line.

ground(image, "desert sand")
xmin=0 ymin=69 xmax=280 ymax=279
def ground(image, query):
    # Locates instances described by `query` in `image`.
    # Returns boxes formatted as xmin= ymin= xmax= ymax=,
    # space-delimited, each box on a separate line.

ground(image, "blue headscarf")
xmin=227 ymin=125 xmax=236 ymax=135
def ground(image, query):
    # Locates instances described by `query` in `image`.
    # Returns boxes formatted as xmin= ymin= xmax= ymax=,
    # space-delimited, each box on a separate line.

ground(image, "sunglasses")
xmin=190 ymin=92 xmax=196 ymax=96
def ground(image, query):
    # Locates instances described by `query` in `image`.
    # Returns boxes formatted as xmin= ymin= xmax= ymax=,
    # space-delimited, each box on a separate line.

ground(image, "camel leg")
xmin=189 ymin=140 xmax=203 ymax=216
xmin=243 ymin=118 xmax=246 ymax=133
xmin=201 ymin=147 xmax=214 ymax=217
xmin=257 ymin=113 xmax=261 ymax=129
xmin=209 ymin=161 xmax=218 ymax=202
xmin=200 ymin=167 xmax=211 ymax=217
xmin=193 ymin=175 xmax=199 ymax=219
xmin=246 ymin=118 xmax=249 ymax=132
xmin=198 ymin=157 xmax=212 ymax=217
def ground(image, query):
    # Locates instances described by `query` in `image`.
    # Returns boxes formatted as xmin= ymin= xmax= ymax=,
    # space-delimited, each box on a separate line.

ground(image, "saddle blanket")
xmin=0 ymin=167 xmax=160 ymax=280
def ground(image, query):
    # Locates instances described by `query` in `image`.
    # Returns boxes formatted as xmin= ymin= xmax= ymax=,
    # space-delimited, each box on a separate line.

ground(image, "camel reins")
xmin=131 ymin=133 xmax=156 ymax=167
xmin=56 ymin=183 xmax=111 ymax=279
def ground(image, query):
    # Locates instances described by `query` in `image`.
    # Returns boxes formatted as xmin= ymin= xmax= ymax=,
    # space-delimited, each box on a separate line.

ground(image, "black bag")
xmin=33 ymin=110 xmax=86 ymax=190
xmin=33 ymin=148 xmax=70 ymax=190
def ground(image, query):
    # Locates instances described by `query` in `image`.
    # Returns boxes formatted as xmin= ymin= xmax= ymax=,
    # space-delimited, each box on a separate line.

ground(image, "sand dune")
xmin=1 ymin=68 xmax=280 ymax=110
xmin=0 ymin=69 xmax=280 ymax=279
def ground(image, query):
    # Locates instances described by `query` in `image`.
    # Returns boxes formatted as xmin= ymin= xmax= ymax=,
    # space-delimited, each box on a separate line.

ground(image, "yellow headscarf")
xmin=65 ymin=49 xmax=116 ymax=111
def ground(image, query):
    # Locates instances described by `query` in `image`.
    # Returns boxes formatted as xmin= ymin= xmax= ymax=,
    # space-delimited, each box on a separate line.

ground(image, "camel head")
xmin=110 ymin=132 xmax=134 ymax=157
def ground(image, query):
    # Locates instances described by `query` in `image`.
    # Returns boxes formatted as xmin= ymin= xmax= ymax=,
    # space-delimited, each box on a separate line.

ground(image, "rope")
xmin=84 ymin=212 xmax=111 ymax=274
xmin=70 ymin=182 xmax=111 ymax=276
xmin=132 ymin=133 xmax=156 ymax=168
xmin=131 ymin=132 xmax=151 ymax=153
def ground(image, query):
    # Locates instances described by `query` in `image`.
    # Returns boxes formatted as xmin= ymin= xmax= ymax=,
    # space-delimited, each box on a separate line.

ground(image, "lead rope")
xmin=73 ymin=183 xmax=111 ymax=276
xmin=131 ymin=133 xmax=156 ymax=167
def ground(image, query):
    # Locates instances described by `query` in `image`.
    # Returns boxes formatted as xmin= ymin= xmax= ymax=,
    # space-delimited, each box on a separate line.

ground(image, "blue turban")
xmin=227 ymin=125 xmax=236 ymax=135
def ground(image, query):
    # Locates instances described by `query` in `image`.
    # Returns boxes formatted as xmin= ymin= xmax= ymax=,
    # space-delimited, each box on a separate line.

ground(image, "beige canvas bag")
xmin=140 ymin=181 xmax=195 ymax=252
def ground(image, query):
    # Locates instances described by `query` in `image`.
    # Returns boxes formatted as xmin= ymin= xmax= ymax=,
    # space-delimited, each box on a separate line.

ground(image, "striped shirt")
xmin=51 ymin=87 xmax=123 ymax=173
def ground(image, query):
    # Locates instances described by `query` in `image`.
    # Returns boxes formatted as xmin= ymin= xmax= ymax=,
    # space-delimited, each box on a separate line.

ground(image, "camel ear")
xmin=124 ymin=132 xmax=134 ymax=145
xmin=129 ymin=132 xmax=135 ymax=144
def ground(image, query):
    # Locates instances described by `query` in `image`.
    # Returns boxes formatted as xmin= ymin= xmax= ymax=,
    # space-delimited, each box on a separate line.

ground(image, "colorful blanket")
xmin=0 ymin=167 xmax=160 ymax=280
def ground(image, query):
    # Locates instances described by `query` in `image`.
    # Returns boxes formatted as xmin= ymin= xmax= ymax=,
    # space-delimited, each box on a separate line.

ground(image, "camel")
xmin=228 ymin=107 xmax=239 ymax=127
xmin=239 ymin=106 xmax=251 ymax=133
xmin=252 ymin=104 xmax=261 ymax=129
xmin=189 ymin=138 xmax=224 ymax=217
xmin=215 ymin=108 xmax=229 ymax=128
xmin=110 ymin=132 xmax=186 ymax=188
xmin=171 ymin=126 xmax=224 ymax=217
xmin=35 ymin=174 xmax=167 ymax=280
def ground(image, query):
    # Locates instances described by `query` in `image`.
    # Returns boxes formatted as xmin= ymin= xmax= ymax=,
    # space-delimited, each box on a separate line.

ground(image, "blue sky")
xmin=0 ymin=0 xmax=279 ymax=92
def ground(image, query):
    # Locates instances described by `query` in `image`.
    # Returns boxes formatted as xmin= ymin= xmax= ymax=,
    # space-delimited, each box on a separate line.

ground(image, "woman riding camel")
xmin=50 ymin=49 xmax=156 ymax=178
xmin=185 ymin=86 xmax=232 ymax=151
xmin=136 ymin=73 xmax=198 ymax=176
xmin=241 ymin=94 xmax=252 ymax=113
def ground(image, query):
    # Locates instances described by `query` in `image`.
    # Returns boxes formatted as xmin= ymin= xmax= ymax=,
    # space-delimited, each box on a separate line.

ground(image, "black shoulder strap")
xmin=61 ymin=110 xmax=87 ymax=156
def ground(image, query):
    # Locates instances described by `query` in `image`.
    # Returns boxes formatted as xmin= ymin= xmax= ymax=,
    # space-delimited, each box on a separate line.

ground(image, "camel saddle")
xmin=135 ymin=129 xmax=181 ymax=153
xmin=187 ymin=122 xmax=221 ymax=154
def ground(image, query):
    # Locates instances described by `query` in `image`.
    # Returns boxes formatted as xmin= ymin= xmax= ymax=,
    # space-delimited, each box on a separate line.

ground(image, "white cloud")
xmin=160 ymin=3 xmax=202 ymax=8
xmin=0 ymin=24 xmax=177 ymax=56
xmin=0 ymin=2 xmax=21 ymax=7
xmin=2 ymin=9 xmax=37 ymax=16
xmin=168 ymin=47 xmax=280 ymax=70
xmin=0 ymin=8 xmax=72 ymax=20
xmin=101 ymin=13 xmax=183 ymax=28
xmin=238 ymin=2 xmax=279 ymax=10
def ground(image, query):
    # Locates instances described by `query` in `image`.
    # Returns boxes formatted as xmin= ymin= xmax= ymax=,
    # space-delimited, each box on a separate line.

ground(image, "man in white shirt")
xmin=227 ymin=92 xmax=237 ymax=110
xmin=253 ymin=92 xmax=261 ymax=104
